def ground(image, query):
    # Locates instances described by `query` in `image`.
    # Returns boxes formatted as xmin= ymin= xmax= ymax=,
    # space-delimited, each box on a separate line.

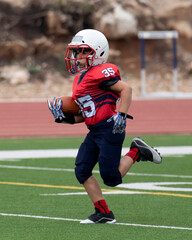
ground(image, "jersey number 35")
xmin=102 ymin=67 xmax=115 ymax=78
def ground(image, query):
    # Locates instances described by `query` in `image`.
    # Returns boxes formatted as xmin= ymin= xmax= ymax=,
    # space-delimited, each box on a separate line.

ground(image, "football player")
xmin=48 ymin=29 xmax=162 ymax=224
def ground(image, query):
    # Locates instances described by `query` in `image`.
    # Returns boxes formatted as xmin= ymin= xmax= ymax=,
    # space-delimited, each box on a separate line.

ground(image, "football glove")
xmin=107 ymin=112 xmax=133 ymax=134
xmin=47 ymin=97 xmax=75 ymax=124
xmin=47 ymin=97 xmax=64 ymax=119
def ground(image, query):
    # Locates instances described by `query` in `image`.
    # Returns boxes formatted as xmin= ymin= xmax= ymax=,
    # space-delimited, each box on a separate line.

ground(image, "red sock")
xmin=125 ymin=148 xmax=140 ymax=163
xmin=94 ymin=199 xmax=110 ymax=214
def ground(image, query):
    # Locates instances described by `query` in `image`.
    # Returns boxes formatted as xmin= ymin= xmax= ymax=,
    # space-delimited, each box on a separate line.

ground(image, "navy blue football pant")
xmin=75 ymin=119 xmax=125 ymax=187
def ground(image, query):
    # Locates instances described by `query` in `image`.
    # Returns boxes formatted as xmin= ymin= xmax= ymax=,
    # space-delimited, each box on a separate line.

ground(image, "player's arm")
xmin=55 ymin=113 xmax=84 ymax=124
xmin=110 ymin=80 xmax=132 ymax=114
xmin=108 ymin=81 xmax=132 ymax=134
xmin=74 ymin=114 xmax=85 ymax=123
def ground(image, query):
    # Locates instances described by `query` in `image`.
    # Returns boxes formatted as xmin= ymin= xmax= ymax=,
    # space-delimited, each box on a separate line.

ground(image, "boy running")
xmin=48 ymin=29 xmax=162 ymax=224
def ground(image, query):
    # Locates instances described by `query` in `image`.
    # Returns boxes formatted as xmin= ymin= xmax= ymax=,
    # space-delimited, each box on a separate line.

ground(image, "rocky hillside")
xmin=0 ymin=0 xmax=191 ymax=100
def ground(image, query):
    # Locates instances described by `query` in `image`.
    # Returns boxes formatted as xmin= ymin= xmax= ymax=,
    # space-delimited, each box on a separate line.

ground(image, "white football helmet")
xmin=65 ymin=29 xmax=109 ymax=74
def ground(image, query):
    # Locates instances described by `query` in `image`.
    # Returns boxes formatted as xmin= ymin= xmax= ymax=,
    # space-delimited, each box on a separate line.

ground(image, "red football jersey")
xmin=72 ymin=63 xmax=121 ymax=125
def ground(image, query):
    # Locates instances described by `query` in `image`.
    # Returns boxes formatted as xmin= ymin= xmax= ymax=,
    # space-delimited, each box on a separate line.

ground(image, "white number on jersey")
xmin=102 ymin=67 xmax=115 ymax=78
xmin=77 ymin=94 xmax=96 ymax=118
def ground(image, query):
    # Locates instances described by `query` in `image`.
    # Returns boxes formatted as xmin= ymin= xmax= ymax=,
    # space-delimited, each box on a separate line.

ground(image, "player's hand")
xmin=47 ymin=97 xmax=75 ymax=124
xmin=47 ymin=97 xmax=65 ymax=119
xmin=107 ymin=112 xmax=127 ymax=134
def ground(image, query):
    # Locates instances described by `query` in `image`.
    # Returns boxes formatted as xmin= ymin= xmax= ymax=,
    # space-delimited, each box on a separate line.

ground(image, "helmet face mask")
xmin=65 ymin=44 xmax=95 ymax=74
xmin=65 ymin=29 xmax=109 ymax=74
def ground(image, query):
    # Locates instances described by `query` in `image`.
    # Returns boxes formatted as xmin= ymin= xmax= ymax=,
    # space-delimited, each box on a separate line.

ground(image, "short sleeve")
xmin=98 ymin=76 xmax=120 ymax=90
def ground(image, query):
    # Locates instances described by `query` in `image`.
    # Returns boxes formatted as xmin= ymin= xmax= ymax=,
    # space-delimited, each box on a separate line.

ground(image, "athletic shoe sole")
xmin=80 ymin=218 xmax=116 ymax=224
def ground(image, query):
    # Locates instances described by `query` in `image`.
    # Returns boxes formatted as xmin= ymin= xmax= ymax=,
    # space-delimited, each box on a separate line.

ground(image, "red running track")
xmin=0 ymin=99 xmax=192 ymax=138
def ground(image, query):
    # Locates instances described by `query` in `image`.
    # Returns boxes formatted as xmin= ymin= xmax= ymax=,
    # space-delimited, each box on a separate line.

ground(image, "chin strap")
xmin=71 ymin=62 xmax=80 ymax=74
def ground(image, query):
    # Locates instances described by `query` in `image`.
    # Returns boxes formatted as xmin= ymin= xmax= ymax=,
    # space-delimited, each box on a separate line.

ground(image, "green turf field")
xmin=0 ymin=135 xmax=191 ymax=240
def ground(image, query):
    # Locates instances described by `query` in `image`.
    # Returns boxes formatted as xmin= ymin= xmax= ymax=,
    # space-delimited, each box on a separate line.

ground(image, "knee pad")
xmin=100 ymin=169 xmax=122 ymax=187
xmin=75 ymin=165 xmax=92 ymax=184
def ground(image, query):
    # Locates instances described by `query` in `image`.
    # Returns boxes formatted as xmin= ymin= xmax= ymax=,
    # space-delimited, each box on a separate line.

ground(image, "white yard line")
xmin=0 ymin=212 xmax=80 ymax=222
xmin=0 ymin=146 xmax=192 ymax=161
xmin=0 ymin=146 xmax=191 ymax=179
xmin=126 ymin=172 xmax=192 ymax=179
xmin=0 ymin=164 xmax=191 ymax=179
xmin=0 ymin=165 xmax=76 ymax=172
xmin=0 ymin=212 xmax=191 ymax=231
xmin=40 ymin=190 xmax=146 ymax=196
xmin=0 ymin=149 xmax=78 ymax=160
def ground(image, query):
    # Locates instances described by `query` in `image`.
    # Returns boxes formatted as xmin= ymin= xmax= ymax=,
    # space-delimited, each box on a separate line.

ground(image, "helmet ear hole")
xmin=100 ymin=51 xmax=104 ymax=57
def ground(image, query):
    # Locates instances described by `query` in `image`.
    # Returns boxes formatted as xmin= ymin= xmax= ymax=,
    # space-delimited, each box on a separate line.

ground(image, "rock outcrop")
xmin=0 ymin=0 xmax=191 ymax=99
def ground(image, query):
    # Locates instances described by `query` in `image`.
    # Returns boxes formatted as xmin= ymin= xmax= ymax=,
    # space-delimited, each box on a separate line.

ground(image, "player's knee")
xmin=100 ymin=169 xmax=122 ymax=187
xmin=75 ymin=165 xmax=92 ymax=184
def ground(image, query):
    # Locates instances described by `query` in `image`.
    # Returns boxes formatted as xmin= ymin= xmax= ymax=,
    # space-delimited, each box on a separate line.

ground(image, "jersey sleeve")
xmin=98 ymin=76 xmax=120 ymax=90
xmin=98 ymin=63 xmax=121 ymax=91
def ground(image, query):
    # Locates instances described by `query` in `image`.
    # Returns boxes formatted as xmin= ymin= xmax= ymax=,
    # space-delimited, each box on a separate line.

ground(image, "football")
xmin=55 ymin=96 xmax=80 ymax=115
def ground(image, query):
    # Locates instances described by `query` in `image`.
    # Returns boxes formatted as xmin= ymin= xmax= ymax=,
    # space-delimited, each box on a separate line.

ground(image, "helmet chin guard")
xmin=65 ymin=29 xmax=109 ymax=74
